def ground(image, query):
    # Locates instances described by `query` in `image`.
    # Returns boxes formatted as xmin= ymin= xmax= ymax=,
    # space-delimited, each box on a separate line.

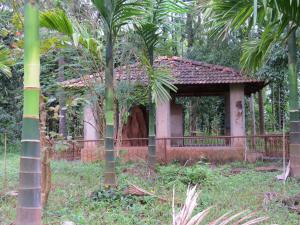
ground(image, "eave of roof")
xmin=61 ymin=56 xmax=265 ymax=94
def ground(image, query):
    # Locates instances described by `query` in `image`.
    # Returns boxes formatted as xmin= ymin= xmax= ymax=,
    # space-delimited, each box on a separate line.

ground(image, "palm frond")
xmin=153 ymin=0 xmax=189 ymax=23
xmin=40 ymin=9 xmax=102 ymax=58
xmin=140 ymin=54 xmax=177 ymax=104
xmin=203 ymin=0 xmax=263 ymax=38
xmin=173 ymin=186 xmax=269 ymax=225
xmin=240 ymin=25 xmax=276 ymax=72
xmin=0 ymin=45 xmax=13 ymax=78
xmin=134 ymin=0 xmax=187 ymax=57
xmin=135 ymin=23 xmax=160 ymax=53
xmin=92 ymin=0 xmax=145 ymax=36
xmin=269 ymin=0 xmax=300 ymax=26
xmin=40 ymin=9 xmax=74 ymax=38
xmin=240 ymin=15 xmax=290 ymax=73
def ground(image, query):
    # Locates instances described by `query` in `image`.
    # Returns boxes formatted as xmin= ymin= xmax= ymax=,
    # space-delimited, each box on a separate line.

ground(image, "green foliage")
xmin=1 ymin=153 xmax=300 ymax=224
xmin=158 ymin=163 xmax=215 ymax=185
xmin=135 ymin=0 xmax=188 ymax=60
xmin=92 ymin=0 xmax=145 ymax=37
xmin=187 ymin=40 xmax=242 ymax=69
xmin=204 ymin=0 xmax=300 ymax=73
xmin=40 ymin=9 xmax=74 ymax=38
xmin=140 ymin=55 xmax=177 ymax=104
xmin=0 ymin=45 xmax=14 ymax=78
xmin=40 ymin=8 xmax=102 ymax=59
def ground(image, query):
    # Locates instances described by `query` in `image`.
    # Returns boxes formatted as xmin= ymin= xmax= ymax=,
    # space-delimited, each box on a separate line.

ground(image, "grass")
xmin=0 ymin=152 xmax=299 ymax=224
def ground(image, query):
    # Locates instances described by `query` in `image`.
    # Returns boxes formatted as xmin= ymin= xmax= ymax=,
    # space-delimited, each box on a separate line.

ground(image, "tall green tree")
xmin=92 ymin=0 xmax=143 ymax=186
xmin=135 ymin=0 xmax=186 ymax=167
xmin=16 ymin=0 xmax=42 ymax=224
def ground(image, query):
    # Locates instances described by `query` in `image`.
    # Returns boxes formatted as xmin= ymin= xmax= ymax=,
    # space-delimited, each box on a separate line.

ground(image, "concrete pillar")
xmin=170 ymin=103 xmax=183 ymax=146
xmin=156 ymin=99 xmax=171 ymax=159
xmin=230 ymin=84 xmax=245 ymax=147
xmin=82 ymin=103 xmax=100 ymax=162
xmin=156 ymin=100 xmax=171 ymax=139
xmin=84 ymin=104 xmax=99 ymax=141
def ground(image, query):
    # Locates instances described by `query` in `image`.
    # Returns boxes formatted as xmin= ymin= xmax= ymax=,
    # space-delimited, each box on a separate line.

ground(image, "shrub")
xmin=158 ymin=164 xmax=215 ymax=185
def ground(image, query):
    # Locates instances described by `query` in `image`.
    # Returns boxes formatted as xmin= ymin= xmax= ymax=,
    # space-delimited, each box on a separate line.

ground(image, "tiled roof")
xmin=62 ymin=56 xmax=264 ymax=89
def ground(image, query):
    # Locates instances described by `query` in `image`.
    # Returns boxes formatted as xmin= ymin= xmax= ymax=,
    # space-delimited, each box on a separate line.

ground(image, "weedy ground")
xmin=0 ymin=152 xmax=299 ymax=225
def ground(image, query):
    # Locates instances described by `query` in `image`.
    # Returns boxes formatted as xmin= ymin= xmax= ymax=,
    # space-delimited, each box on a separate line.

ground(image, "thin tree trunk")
xmin=171 ymin=15 xmax=178 ymax=56
xmin=271 ymin=85 xmax=276 ymax=131
xmin=258 ymin=90 xmax=265 ymax=135
xmin=190 ymin=99 xmax=197 ymax=136
xmin=186 ymin=12 xmax=194 ymax=55
xmin=16 ymin=1 xmax=42 ymax=224
xmin=250 ymin=94 xmax=256 ymax=148
xmin=288 ymin=29 xmax=300 ymax=177
xmin=278 ymin=86 xmax=282 ymax=129
xmin=148 ymin=49 xmax=156 ymax=167
xmin=104 ymin=32 xmax=116 ymax=186
xmin=250 ymin=94 xmax=256 ymax=135
xmin=40 ymin=95 xmax=51 ymax=208
xmin=58 ymin=56 xmax=67 ymax=139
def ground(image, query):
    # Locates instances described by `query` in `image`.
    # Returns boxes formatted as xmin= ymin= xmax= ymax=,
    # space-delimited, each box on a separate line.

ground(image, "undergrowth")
xmin=0 ymin=153 xmax=299 ymax=224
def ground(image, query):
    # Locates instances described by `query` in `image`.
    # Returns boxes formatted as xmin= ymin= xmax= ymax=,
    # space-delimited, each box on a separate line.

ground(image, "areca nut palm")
xmin=16 ymin=1 xmax=42 ymax=225
xmin=135 ymin=0 xmax=187 ymax=167
xmin=204 ymin=0 xmax=300 ymax=176
xmin=92 ymin=0 xmax=144 ymax=186
xmin=140 ymin=55 xmax=177 ymax=166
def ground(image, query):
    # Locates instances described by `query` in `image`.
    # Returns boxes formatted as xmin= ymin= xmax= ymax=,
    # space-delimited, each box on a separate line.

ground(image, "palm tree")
xmin=92 ymin=0 xmax=144 ymax=186
xmin=204 ymin=0 xmax=300 ymax=176
xmin=16 ymin=1 xmax=42 ymax=224
xmin=135 ymin=0 xmax=187 ymax=167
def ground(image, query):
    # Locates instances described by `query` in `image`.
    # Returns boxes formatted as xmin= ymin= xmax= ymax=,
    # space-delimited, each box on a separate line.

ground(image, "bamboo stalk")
xmin=16 ymin=1 xmax=42 ymax=224
xmin=104 ymin=32 xmax=117 ymax=187
xmin=148 ymin=51 xmax=156 ymax=168
xmin=288 ymin=29 xmax=300 ymax=177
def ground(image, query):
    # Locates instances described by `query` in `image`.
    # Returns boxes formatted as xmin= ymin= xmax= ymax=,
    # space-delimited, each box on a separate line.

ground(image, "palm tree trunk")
xmin=250 ymin=94 xmax=256 ymax=148
xmin=186 ymin=12 xmax=194 ymax=55
xmin=16 ymin=1 xmax=42 ymax=224
xmin=148 ymin=50 xmax=156 ymax=167
xmin=104 ymin=32 xmax=116 ymax=186
xmin=148 ymin=94 xmax=156 ymax=166
xmin=288 ymin=29 xmax=300 ymax=177
xmin=40 ymin=95 xmax=51 ymax=208
xmin=258 ymin=90 xmax=265 ymax=135
xmin=58 ymin=56 xmax=67 ymax=139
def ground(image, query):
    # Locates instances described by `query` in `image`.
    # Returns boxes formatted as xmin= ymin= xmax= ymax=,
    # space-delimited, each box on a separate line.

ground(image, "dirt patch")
xmin=230 ymin=168 xmax=248 ymax=174
xmin=255 ymin=166 xmax=280 ymax=172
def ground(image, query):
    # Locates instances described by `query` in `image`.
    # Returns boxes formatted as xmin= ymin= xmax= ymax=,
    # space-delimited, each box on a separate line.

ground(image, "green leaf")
xmin=0 ymin=45 xmax=13 ymax=78
xmin=40 ymin=9 xmax=74 ymax=38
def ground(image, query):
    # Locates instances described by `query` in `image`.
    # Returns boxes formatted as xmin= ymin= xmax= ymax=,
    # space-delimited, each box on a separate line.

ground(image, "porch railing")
xmin=52 ymin=134 xmax=289 ymax=161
